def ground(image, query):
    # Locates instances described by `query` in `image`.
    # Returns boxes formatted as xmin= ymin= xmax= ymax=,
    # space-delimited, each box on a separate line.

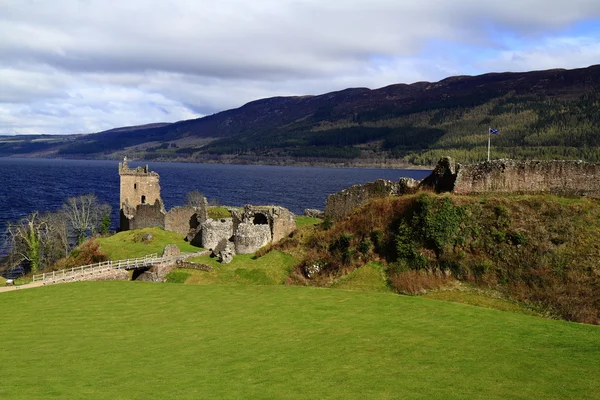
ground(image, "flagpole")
xmin=487 ymin=127 xmax=491 ymax=162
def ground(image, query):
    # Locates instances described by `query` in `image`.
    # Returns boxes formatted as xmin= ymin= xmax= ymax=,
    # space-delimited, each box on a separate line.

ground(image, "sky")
xmin=1 ymin=0 xmax=600 ymax=135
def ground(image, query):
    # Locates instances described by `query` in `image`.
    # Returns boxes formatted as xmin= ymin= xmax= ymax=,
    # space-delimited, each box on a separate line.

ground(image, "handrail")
xmin=32 ymin=253 xmax=160 ymax=283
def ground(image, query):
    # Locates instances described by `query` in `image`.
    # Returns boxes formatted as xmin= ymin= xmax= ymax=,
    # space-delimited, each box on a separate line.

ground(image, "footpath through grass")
xmin=1 ymin=282 xmax=599 ymax=400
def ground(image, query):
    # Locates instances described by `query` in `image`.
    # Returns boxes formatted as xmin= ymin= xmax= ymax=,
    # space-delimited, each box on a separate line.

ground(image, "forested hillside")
xmin=2 ymin=65 xmax=600 ymax=166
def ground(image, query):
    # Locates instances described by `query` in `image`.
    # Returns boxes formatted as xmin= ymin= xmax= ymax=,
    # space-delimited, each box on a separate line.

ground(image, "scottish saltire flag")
xmin=489 ymin=128 xmax=499 ymax=134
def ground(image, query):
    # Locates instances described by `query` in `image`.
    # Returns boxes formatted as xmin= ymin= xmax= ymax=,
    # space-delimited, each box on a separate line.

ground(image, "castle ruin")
xmin=118 ymin=158 xmax=296 ymax=259
xmin=325 ymin=157 xmax=600 ymax=220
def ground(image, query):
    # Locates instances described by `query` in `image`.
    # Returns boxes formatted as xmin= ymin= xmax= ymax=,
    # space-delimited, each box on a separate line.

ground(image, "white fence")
xmin=31 ymin=253 xmax=178 ymax=283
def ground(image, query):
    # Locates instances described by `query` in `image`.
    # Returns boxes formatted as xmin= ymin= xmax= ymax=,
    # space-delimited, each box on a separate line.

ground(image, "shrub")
xmin=388 ymin=270 xmax=453 ymax=295
xmin=52 ymin=239 xmax=108 ymax=271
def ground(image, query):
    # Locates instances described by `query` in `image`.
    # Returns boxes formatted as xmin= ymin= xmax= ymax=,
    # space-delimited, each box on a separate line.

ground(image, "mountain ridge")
xmin=2 ymin=64 xmax=600 ymax=166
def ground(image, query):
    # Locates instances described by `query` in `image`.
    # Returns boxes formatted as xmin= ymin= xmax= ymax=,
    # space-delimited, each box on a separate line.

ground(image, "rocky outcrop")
xmin=162 ymin=244 xmax=181 ymax=258
xmin=304 ymin=209 xmax=324 ymax=218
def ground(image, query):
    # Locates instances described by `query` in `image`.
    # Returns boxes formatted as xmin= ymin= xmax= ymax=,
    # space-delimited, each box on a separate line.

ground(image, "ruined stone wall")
xmin=127 ymin=200 xmax=166 ymax=230
xmin=325 ymin=179 xmax=400 ymax=220
xmin=270 ymin=206 xmax=296 ymax=242
xmin=201 ymin=218 xmax=234 ymax=250
xmin=165 ymin=205 xmax=207 ymax=237
xmin=453 ymin=159 xmax=600 ymax=196
xmin=234 ymin=223 xmax=272 ymax=254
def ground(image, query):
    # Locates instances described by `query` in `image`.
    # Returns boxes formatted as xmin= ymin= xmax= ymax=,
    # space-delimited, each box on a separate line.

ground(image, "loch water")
xmin=0 ymin=158 xmax=430 ymax=249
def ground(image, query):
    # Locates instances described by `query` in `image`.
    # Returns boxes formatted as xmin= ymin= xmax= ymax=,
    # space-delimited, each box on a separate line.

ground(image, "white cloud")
xmin=477 ymin=36 xmax=600 ymax=72
xmin=1 ymin=0 xmax=599 ymax=133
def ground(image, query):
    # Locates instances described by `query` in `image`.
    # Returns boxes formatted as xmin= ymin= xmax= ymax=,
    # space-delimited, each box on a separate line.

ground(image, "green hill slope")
xmin=1 ymin=282 xmax=598 ymax=399
xmin=289 ymin=193 xmax=600 ymax=324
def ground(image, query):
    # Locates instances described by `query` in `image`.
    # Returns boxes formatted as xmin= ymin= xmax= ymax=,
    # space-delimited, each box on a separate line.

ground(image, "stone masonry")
xmin=118 ymin=158 xmax=297 ymax=260
xmin=325 ymin=178 xmax=418 ymax=220
xmin=325 ymin=157 xmax=600 ymax=220
xmin=119 ymin=158 xmax=208 ymax=233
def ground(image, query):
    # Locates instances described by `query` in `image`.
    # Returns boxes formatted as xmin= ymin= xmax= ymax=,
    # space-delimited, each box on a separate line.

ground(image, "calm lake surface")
xmin=0 ymin=158 xmax=430 ymax=249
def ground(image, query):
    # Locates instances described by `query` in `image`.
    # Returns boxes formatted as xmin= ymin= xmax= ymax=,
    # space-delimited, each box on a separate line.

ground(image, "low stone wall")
xmin=84 ymin=269 xmax=130 ymax=282
xmin=454 ymin=159 xmax=600 ymax=196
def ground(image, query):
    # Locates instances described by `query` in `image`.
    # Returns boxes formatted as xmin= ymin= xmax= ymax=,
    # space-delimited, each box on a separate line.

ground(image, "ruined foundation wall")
xmin=201 ymin=218 xmax=234 ymax=250
xmin=127 ymin=200 xmax=166 ymax=230
xmin=271 ymin=206 xmax=296 ymax=243
xmin=165 ymin=206 xmax=207 ymax=237
xmin=234 ymin=223 xmax=272 ymax=254
xmin=325 ymin=179 xmax=400 ymax=220
xmin=454 ymin=159 xmax=600 ymax=196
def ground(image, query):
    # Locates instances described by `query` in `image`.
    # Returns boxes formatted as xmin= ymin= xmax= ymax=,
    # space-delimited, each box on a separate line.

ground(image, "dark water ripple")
xmin=0 ymin=158 xmax=430 ymax=253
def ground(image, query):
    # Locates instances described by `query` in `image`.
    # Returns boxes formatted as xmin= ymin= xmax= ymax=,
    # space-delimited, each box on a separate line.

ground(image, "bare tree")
xmin=5 ymin=212 xmax=48 ymax=273
xmin=41 ymin=211 xmax=71 ymax=259
xmin=186 ymin=190 xmax=207 ymax=207
xmin=62 ymin=194 xmax=111 ymax=243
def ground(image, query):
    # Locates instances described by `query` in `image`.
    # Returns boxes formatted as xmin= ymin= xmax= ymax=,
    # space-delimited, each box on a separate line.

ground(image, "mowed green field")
xmin=1 ymin=282 xmax=599 ymax=399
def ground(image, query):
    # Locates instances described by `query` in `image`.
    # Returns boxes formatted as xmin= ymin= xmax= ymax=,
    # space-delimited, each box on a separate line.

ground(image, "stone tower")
xmin=118 ymin=157 xmax=164 ymax=230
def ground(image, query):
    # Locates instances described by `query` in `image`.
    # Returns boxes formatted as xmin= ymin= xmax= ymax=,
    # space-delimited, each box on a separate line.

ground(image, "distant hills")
xmin=2 ymin=64 xmax=600 ymax=167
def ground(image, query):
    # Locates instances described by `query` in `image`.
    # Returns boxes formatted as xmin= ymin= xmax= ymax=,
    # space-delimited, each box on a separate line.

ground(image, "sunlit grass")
xmin=0 ymin=282 xmax=599 ymax=399
xmin=96 ymin=227 xmax=202 ymax=260
xmin=180 ymin=250 xmax=297 ymax=285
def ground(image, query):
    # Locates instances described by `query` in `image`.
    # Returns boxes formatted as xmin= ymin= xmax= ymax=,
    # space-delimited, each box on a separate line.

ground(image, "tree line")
xmin=2 ymin=194 xmax=111 ymax=274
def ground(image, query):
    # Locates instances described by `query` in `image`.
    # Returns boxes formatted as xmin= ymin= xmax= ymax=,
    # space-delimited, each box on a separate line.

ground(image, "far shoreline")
xmin=0 ymin=154 xmax=433 ymax=171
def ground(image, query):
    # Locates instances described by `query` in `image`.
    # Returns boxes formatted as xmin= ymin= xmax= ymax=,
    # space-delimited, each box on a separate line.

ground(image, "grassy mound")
xmin=173 ymin=250 xmax=297 ymax=285
xmin=1 ymin=282 xmax=598 ymax=399
xmin=293 ymin=194 xmax=600 ymax=324
xmin=96 ymin=227 xmax=201 ymax=260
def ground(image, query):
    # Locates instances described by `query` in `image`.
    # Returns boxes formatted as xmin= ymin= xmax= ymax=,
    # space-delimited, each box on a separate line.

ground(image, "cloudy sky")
xmin=1 ymin=0 xmax=600 ymax=134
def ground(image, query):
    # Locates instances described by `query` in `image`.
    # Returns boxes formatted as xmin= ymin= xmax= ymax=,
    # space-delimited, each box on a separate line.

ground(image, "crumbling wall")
xmin=270 ymin=206 xmax=296 ymax=242
xmin=324 ymin=157 xmax=600 ymax=221
xmin=165 ymin=205 xmax=207 ymax=237
xmin=453 ymin=159 xmax=600 ymax=196
xmin=419 ymin=157 xmax=458 ymax=193
xmin=201 ymin=218 xmax=234 ymax=250
xmin=126 ymin=200 xmax=166 ymax=230
xmin=234 ymin=223 xmax=272 ymax=254
xmin=325 ymin=179 xmax=401 ymax=220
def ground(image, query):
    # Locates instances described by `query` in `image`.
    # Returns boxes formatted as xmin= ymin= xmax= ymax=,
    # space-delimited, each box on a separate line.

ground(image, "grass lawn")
xmin=96 ymin=227 xmax=202 ymax=260
xmin=176 ymin=250 xmax=297 ymax=285
xmin=329 ymin=261 xmax=391 ymax=293
xmin=295 ymin=216 xmax=322 ymax=227
xmin=207 ymin=206 xmax=233 ymax=219
xmin=0 ymin=282 xmax=599 ymax=399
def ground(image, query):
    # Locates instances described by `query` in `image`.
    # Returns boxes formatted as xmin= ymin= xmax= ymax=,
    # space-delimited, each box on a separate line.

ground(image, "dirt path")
xmin=0 ymin=281 xmax=46 ymax=293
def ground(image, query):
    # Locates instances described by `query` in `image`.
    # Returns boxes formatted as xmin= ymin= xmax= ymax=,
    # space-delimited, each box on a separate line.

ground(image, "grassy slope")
xmin=295 ymin=216 xmax=322 ymax=228
xmin=0 ymin=282 xmax=598 ymax=400
xmin=176 ymin=251 xmax=297 ymax=285
xmin=299 ymin=193 xmax=600 ymax=323
xmin=96 ymin=227 xmax=201 ymax=260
